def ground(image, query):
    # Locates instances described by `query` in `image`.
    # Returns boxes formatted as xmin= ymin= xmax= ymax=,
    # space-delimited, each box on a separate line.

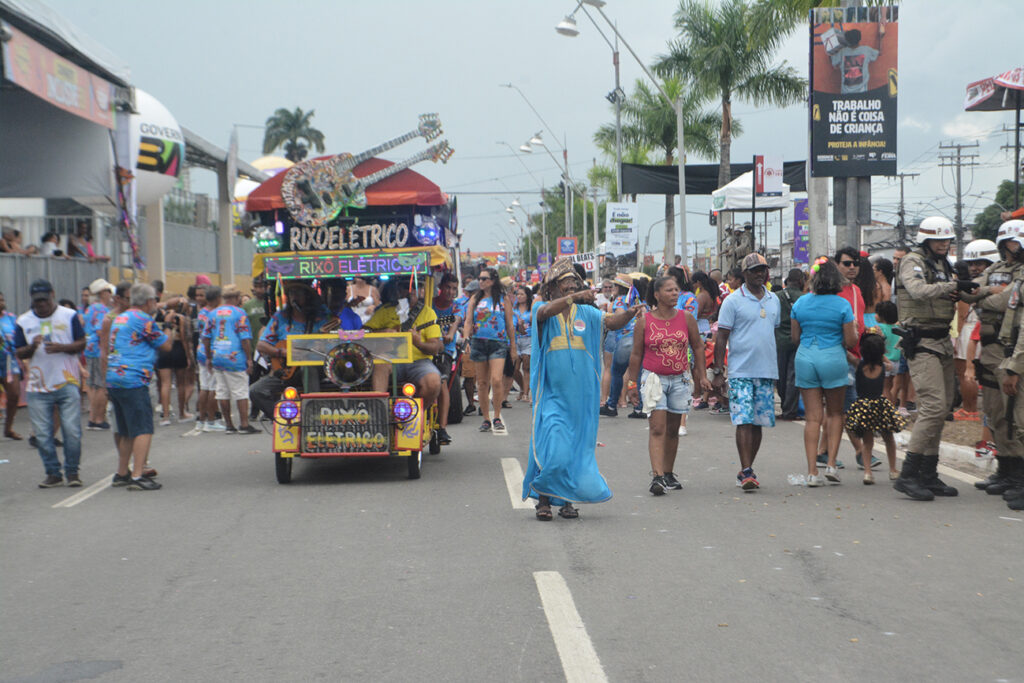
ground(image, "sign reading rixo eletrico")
xmin=263 ymin=251 xmax=430 ymax=280
xmin=809 ymin=6 xmax=898 ymax=177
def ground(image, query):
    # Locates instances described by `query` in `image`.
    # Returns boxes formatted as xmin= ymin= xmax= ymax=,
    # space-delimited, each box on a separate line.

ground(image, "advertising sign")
xmin=263 ymin=251 xmax=430 ymax=279
xmin=793 ymin=199 xmax=810 ymax=264
xmin=558 ymin=236 xmax=578 ymax=256
xmin=604 ymin=202 xmax=639 ymax=269
xmin=809 ymin=6 xmax=898 ymax=177
xmin=0 ymin=21 xmax=115 ymax=129
xmin=570 ymin=251 xmax=597 ymax=273
xmin=754 ymin=155 xmax=783 ymax=197
xmin=537 ymin=252 xmax=551 ymax=273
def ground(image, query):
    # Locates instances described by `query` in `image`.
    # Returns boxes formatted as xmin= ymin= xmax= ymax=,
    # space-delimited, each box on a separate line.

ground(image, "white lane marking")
xmin=52 ymin=476 xmax=111 ymax=508
xmin=501 ymin=458 xmax=534 ymax=509
xmin=533 ymin=571 xmax=607 ymax=683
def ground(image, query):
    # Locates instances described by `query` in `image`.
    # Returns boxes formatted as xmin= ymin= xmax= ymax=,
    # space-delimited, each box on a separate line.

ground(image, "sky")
xmin=41 ymin=0 xmax=1024 ymax=257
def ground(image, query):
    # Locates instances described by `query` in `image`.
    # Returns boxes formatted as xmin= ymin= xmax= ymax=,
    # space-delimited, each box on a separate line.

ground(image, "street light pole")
xmin=560 ymin=2 xmax=688 ymax=268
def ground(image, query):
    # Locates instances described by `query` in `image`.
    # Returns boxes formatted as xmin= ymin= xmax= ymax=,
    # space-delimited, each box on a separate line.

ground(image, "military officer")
xmin=993 ymin=227 xmax=1024 ymax=510
xmin=893 ymin=216 xmax=979 ymax=501
xmin=963 ymin=220 xmax=1024 ymax=496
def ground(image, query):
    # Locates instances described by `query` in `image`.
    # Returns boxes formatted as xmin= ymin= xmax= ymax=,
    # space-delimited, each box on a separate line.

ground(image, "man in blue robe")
xmin=523 ymin=258 xmax=642 ymax=520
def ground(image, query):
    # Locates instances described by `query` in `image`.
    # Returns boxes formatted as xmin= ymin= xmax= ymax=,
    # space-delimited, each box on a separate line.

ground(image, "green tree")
xmin=617 ymin=76 xmax=722 ymax=247
xmin=654 ymin=0 xmax=807 ymax=189
xmin=262 ymin=107 xmax=326 ymax=163
xmin=973 ymin=180 xmax=1024 ymax=241
xmin=589 ymin=125 xmax=654 ymax=199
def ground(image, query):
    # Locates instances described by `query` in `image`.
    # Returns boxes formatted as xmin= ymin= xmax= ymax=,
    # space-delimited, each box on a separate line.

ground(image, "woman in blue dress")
xmin=522 ymin=259 xmax=642 ymax=520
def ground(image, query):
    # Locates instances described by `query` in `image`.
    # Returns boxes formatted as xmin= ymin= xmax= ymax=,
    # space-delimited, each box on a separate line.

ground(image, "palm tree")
xmin=590 ymin=125 xmax=654 ymax=199
xmin=617 ymin=76 xmax=722 ymax=245
xmin=262 ymin=107 xmax=326 ymax=163
xmin=654 ymin=0 xmax=806 ymax=189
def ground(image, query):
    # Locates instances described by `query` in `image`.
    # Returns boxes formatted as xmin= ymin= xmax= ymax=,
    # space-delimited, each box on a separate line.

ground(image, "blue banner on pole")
xmin=793 ymin=199 xmax=809 ymax=264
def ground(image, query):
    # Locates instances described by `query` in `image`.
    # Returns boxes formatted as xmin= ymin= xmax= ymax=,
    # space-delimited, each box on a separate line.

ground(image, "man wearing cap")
xmin=202 ymin=284 xmax=257 ymax=434
xmin=83 ymin=278 xmax=115 ymax=430
xmin=710 ymin=253 xmax=781 ymax=490
xmin=14 ymin=280 xmax=87 ymax=488
xmin=249 ymin=280 xmax=332 ymax=421
xmin=892 ymin=216 xmax=979 ymax=500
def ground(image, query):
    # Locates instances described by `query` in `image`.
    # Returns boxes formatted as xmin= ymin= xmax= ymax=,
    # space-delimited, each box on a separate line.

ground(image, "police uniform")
xmin=1000 ymin=278 xmax=1024 ymax=510
xmin=893 ymin=217 xmax=964 ymax=500
xmin=962 ymin=244 xmax=1024 ymax=494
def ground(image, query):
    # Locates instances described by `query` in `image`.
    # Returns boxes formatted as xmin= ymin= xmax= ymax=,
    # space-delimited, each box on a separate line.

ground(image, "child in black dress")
xmin=845 ymin=331 xmax=906 ymax=484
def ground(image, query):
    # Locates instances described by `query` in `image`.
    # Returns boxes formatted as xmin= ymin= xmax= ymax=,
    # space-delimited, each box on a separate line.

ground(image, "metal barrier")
xmin=0 ymin=253 xmax=108 ymax=314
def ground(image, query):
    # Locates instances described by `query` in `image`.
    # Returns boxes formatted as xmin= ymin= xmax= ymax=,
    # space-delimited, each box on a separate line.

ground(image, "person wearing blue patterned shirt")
xmin=83 ymin=278 xmax=114 ymax=430
xmin=202 ymin=284 xmax=256 ymax=434
xmin=0 ymin=291 xmax=23 ymax=440
xmin=104 ymin=283 xmax=170 ymax=490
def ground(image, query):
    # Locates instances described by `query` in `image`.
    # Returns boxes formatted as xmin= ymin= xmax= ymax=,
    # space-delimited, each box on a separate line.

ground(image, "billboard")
xmin=558 ymin=236 xmax=578 ymax=255
xmin=809 ymin=6 xmax=898 ymax=177
xmin=604 ymin=202 xmax=639 ymax=269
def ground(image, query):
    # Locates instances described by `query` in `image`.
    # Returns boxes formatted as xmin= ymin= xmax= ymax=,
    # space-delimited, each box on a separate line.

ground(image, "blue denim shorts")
xmin=641 ymin=370 xmax=693 ymax=414
xmin=470 ymin=337 xmax=509 ymax=362
xmin=602 ymin=331 xmax=617 ymax=354
xmin=108 ymin=386 xmax=155 ymax=437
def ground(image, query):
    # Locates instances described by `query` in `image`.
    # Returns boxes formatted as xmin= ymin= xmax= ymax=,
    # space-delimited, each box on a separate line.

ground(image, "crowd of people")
xmin=3 ymin=217 xmax=1023 ymax=516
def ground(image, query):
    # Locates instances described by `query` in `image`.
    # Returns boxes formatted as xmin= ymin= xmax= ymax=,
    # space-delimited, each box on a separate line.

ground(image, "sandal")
xmin=558 ymin=504 xmax=579 ymax=519
xmin=535 ymin=503 xmax=553 ymax=521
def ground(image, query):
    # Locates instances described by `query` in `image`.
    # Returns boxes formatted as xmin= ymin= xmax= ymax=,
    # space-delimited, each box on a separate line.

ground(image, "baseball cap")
xmin=464 ymin=280 xmax=480 ymax=293
xmin=88 ymin=278 xmax=115 ymax=295
xmin=29 ymin=279 xmax=54 ymax=300
xmin=742 ymin=253 xmax=769 ymax=271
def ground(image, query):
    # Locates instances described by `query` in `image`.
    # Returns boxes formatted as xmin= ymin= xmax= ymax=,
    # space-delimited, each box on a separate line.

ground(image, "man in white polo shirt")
xmin=14 ymin=279 xmax=87 ymax=488
xmin=710 ymin=253 xmax=781 ymax=492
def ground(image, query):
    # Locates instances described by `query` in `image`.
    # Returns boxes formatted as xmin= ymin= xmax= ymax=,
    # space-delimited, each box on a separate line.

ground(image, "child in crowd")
xmin=873 ymin=301 xmax=901 ymax=403
xmin=844 ymin=331 xmax=906 ymax=484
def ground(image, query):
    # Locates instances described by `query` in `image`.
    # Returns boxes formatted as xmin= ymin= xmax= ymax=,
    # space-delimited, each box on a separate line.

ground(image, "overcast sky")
xmin=43 ymin=0 xmax=1024 ymax=255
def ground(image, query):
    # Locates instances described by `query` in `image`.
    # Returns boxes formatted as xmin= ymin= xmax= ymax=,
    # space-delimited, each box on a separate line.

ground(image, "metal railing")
xmin=0 ymin=252 xmax=108 ymax=315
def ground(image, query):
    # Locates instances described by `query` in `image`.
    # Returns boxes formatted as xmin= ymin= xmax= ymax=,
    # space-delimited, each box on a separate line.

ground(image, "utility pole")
xmin=890 ymin=171 xmax=919 ymax=245
xmin=939 ymin=141 xmax=979 ymax=257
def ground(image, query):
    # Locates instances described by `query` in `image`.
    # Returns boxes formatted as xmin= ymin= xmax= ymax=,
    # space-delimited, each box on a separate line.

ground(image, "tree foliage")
xmin=262 ymin=107 xmax=326 ymax=163
xmin=655 ymin=0 xmax=806 ymax=189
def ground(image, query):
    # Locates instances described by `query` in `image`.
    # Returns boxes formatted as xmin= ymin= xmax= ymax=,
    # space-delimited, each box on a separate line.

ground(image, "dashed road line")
xmin=501 ymin=457 xmax=534 ymax=509
xmin=533 ymin=571 xmax=607 ymax=683
xmin=52 ymin=477 xmax=110 ymax=508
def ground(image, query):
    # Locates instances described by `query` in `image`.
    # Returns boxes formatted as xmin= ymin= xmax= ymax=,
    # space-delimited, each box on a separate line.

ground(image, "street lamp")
xmin=557 ymin=0 xmax=689 ymax=269
xmin=497 ymin=140 xmax=549 ymax=258
xmin=499 ymin=83 xmax=574 ymax=240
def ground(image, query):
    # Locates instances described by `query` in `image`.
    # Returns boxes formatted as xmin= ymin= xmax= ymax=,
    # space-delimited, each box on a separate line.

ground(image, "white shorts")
xmin=214 ymin=369 xmax=249 ymax=401
xmin=198 ymin=364 xmax=216 ymax=392
xmin=953 ymin=323 xmax=974 ymax=361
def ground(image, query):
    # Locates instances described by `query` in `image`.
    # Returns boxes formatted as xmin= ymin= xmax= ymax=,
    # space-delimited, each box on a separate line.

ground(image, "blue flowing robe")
xmin=522 ymin=301 xmax=612 ymax=505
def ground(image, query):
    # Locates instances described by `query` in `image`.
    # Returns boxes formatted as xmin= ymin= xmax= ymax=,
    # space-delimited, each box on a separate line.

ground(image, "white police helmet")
xmin=915 ymin=216 xmax=954 ymax=243
xmin=996 ymin=219 xmax=1024 ymax=246
xmin=962 ymin=239 xmax=999 ymax=263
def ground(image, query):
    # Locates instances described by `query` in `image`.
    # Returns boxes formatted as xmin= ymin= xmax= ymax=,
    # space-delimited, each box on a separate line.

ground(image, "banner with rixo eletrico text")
xmin=809 ymin=6 xmax=898 ymax=177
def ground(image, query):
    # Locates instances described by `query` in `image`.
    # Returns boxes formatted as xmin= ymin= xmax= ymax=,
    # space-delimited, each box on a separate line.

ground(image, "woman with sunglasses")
xmin=461 ymin=267 xmax=516 ymax=435
xmin=512 ymin=286 xmax=533 ymax=402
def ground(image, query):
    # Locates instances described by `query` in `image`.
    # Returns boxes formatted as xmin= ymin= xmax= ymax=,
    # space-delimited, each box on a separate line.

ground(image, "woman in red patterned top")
xmin=626 ymin=276 xmax=712 ymax=496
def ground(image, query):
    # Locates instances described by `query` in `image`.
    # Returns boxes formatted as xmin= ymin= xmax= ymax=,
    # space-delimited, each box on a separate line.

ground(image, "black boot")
xmin=1005 ymin=487 xmax=1024 ymax=511
xmin=986 ymin=457 xmax=1024 ymax=496
xmin=893 ymin=452 xmax=935 ymax=501
xmin=920 ymin=455 xmax=958 ymax=497
xmin=975 ymin=456 xmax=1012 ymax=490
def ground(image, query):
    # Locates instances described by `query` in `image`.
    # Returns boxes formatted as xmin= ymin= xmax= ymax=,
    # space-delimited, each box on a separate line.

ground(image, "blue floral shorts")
xmin=728 ymin=377 xmax=776 ymax=427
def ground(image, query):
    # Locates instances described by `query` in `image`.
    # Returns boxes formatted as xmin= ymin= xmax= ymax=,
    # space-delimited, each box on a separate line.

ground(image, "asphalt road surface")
xmin=2 ymin=401 xmax=1021 ymax=682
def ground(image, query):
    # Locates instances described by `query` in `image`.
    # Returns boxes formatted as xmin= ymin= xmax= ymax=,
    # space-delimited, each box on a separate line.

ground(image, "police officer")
xmin=1000 ymin=264 xmax=1024 ymax=509
xmin=963 ymin=220 xmax=1024 ymax=496
xmin=893 ymin=216 xmax=978 ymax=500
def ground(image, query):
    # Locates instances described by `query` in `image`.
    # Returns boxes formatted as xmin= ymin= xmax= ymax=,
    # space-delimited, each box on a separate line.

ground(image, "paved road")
xmin=1 ymin=401 xmax=1021 ymax=682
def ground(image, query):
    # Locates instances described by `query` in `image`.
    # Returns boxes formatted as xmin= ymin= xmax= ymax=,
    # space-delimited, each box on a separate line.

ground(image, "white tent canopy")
xmin=711 ymin=171 xmax=791 ymax=211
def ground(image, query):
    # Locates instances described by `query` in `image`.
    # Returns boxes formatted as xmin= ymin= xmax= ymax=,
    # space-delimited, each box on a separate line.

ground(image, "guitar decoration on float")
xmin=280 ymin=113 xmax=448 ymax=227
